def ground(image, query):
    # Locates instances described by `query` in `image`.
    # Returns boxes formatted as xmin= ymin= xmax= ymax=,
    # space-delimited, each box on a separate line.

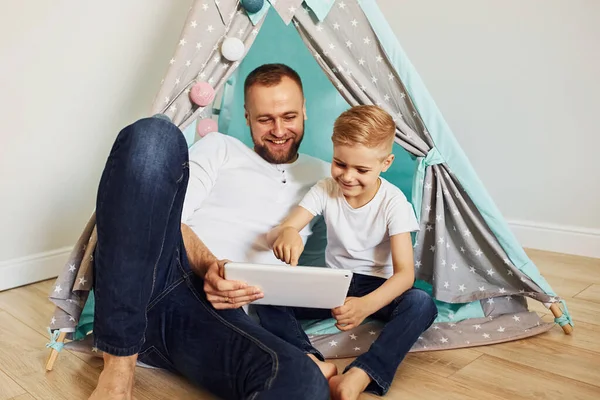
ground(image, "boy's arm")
xmin=360 ymin=232 xmax=415 ymax=313
xmin=332 ymin=232 xmax=415 ymax=330
xmin=267 ymin=205 xmax=315 ymax=266
xmin=268 ymin=179 xmax=327 ymax=265
xmin=266 ymin=205 xmax=315 ymax=246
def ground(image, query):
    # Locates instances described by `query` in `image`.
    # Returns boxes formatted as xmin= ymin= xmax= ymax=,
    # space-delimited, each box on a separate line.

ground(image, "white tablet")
xmin=223 ymin=262 xmax=353 ymax=309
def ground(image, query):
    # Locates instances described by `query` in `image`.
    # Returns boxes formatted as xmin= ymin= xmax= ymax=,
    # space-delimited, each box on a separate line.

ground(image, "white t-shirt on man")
xmin=181 ymin=132 xmax=330 ymax=266
xmin=299 ymin=177 xmax=419 ymax=279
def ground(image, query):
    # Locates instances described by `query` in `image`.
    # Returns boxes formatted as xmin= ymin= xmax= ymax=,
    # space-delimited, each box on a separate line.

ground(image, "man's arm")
xmin=181 ymin=223 xmax=263 ymax=309
xmin=181 ymin=223 xmax=217 ymax=277
xmin=181 ymin=133 xmax=226 ymax=224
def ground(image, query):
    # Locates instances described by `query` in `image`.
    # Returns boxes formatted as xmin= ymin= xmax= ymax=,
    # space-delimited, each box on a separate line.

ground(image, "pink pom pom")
xmin=196 ymin=118 xmax=218 ymax=138
xmin=190 ymin=81 xmax=215 ymax=107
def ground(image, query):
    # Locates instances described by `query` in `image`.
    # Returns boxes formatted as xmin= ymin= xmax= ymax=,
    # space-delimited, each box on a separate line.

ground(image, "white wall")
xmin=0 ymin=0 xmax=598 ymax=289
xmin=378 ymin=0 xmax=600 ymax=257
xmin=0 ymin=0 xmax=193 ymax=289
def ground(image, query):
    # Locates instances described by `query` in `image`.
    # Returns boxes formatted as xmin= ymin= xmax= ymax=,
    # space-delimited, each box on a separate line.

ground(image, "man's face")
xmin=244 ymin=76 xmax=306 ymax=164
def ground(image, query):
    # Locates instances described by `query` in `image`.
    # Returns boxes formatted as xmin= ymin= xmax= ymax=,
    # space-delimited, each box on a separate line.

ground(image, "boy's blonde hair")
xmin=332 ymin=105 xmax=396 ymax=153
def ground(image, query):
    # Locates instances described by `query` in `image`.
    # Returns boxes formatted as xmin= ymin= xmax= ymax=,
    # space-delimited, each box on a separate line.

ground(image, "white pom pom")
xmin=221 ymin=37 xmax=246 ymax=62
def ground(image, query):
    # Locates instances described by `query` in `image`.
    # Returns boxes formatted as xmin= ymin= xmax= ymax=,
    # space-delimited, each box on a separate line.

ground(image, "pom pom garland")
xmin=189 ymin=81 xmax=215 ymax=107
xmin=196 ymin=118 xmax=218 ymax=138
xmin=221 ymin=37 xmax=245 ymax=62
xmin=241 ymin=0 xmax=264 ymax=14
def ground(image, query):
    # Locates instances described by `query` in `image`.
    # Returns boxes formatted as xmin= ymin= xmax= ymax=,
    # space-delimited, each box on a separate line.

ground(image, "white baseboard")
xmin=0 ymin=247 xmax=72 ymax=292
xmin=508 ymin=220 xmax=600 ymax=259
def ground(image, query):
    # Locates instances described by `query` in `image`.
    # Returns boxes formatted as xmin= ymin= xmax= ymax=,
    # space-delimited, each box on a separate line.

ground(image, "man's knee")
xmin=116 ymin=116 xmax=187 ymax=183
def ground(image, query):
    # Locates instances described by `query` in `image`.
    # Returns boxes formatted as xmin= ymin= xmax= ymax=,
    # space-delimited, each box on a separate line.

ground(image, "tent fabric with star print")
xmin=46 ymin=0 xmax=573 ymax=364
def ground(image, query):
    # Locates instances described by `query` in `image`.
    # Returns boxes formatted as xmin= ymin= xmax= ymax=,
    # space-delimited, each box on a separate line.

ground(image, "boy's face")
xmin=331 ymin=144 xmax=394 ymax=198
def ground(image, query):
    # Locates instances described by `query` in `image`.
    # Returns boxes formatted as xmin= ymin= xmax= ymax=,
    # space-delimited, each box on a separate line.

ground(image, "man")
xmin=89 ymin=64 xmax=331 ymax=400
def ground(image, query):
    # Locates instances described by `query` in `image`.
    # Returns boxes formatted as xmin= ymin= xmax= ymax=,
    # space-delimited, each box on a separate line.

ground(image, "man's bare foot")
xmin=89 ymin=352 xmax=137 ymax=400
xmin=307 ymin=353 xmax=338 ymax=380
xmin=329 ymin=367 xmax=371 ymax=400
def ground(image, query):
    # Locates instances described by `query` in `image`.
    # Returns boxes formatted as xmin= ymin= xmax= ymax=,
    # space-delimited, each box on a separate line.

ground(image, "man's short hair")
xmin=244 ymin=63 xmax=304 ymax=101
xmin=332 ymin=105 xmax=396 ymax=153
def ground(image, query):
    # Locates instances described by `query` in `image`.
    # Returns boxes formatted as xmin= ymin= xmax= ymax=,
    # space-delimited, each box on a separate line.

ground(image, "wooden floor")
xmin=0 ymin=248 xmax=599 ymax=399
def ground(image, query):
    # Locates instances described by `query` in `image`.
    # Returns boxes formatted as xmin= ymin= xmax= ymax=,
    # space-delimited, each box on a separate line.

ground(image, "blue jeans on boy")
xmin=92 ymin=116 xmax=329 ymax=400
xmin=254 ymin=273 xmax=438 ymax=395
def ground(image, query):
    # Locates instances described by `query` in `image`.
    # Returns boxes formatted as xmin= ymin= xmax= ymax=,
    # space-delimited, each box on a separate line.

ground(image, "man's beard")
xmin=251 ymin=123 xmax=305 ymax=164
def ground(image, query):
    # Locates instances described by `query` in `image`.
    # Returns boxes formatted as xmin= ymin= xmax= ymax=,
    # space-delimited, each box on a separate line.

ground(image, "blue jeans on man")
xmin=92 ymin=116 xmax=329 ymax=399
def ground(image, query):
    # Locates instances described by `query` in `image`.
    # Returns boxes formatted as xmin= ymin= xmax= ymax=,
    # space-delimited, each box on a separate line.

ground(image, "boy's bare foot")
xmin=89 ymin=353 xmax=137 ymax=400
xmin=329 ymin=367 xmax=371 ymax=400
xmin=307 ymin=353 xmax=338 ymax=380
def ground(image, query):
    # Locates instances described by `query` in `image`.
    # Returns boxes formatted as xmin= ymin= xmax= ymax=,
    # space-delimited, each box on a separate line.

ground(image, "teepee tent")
xmin=45 ymin=0 xmax=573 ymax=369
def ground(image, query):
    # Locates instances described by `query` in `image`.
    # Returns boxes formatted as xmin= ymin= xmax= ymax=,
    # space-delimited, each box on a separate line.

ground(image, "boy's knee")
xmin=392 ymin=288 xmax=438 ymax=322
xmin=407 ymin=288 xmax=438 ymax=320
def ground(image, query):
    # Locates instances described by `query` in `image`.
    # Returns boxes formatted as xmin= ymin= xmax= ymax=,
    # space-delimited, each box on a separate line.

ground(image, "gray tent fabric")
xmin=152 ymin=0 xmax=266 ymax=129
xmin=48 ymin=215 xmax=96 ymax=336
xmin=47 ymin=0 xmax=568 ymax=362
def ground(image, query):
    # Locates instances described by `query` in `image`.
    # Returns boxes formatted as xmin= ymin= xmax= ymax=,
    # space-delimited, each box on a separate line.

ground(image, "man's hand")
xmin=203 ymin=260 xmax=263 ymax=309
xmin=272 ymin=227 xmax=304 ymax=266
xmin=331 ymin=297 xmax=374 ymax=331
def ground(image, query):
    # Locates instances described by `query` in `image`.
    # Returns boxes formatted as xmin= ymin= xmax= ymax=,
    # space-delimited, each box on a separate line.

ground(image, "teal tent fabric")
xmin=75 ymin=289 xmax=95 ymax=340
xmin=216 ymin=7 xmax=416 ymax=199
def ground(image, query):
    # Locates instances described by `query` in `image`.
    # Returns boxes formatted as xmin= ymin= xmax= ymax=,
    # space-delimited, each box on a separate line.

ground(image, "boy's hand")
xmin=331 ymin=297 xmax=374 ymax=331
xmin=272 ymin=227 xmax=304 ymax=266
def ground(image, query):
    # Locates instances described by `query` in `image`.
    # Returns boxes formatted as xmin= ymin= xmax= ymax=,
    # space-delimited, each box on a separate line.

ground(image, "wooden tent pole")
xmin=45 ymin=331 xmax=67 ymax=371
xmin=549 ymin=303 xmax=573 ymax=334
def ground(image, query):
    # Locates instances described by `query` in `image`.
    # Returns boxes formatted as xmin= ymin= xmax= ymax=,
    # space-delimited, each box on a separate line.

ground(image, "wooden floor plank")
xmin=534 ymin=275 xmax=593 ymax=298
xmin=450 ymin=354 xmax=600 ymax=400
xmin=0 ymin=285 xmax=56 ymax=338
xmin=401 ymin=348 xmax=483 ymax=378
xmin=387 ymin=362 xmax=506 ymax=400
xmin=8 ymin=395 xmax=35 ymax=400
xmin=557 ymin=296 xmax=599 ymax=326
xmin=526 ymin=249 xmax=600 ymax=283
xmin=574 ymin=284 xmax=600 ymax=304
xmin=134 ymin=367 xmax=217 ymax=400
xmin=539 ymin=314 xmax=600 ymax=354
xmin=31 ymin=279 xmax=55 ymax=297
xmin=331 ymin=357 xmax=504 ymax=400
xmin=476 ymin=336 xmax=600 ymax=388
xmin=0 ymin=369 xmax=26 ymax=400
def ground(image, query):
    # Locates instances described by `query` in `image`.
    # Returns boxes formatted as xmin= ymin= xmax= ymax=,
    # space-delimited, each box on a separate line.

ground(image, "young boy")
xmin=257 ymin=105 xmax=438 ymax=400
